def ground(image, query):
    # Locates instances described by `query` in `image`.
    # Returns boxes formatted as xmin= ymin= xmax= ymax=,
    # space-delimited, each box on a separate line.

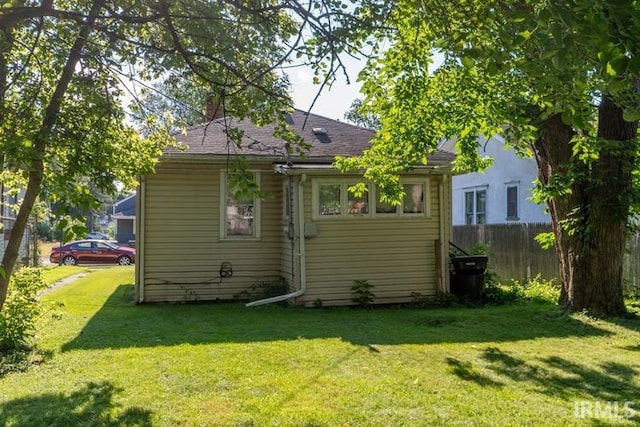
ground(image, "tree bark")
xmin=533 ymin=97 xmax=637 ymax=317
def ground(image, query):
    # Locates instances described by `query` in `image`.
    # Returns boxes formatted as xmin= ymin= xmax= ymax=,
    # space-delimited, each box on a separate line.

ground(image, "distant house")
xmin=135 ymin=110 xmax=456 ymax=307
xmin=113 ymin=193 xmax=136 ymax=245
xmin=442 ymin=135 xmax=550 ymax=226
xmin=1 ymin=187 xmax=32 ymax=265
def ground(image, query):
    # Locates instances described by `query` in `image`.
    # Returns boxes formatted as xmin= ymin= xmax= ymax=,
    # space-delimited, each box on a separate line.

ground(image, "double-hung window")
xmin=464 ymin=188 xmax=487 ymax=225
xmin=221 ymin=171 xmax=260 ymax=239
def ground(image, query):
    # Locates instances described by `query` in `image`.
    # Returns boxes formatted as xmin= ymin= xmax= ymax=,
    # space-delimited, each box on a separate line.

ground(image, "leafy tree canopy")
xmin=340 ymin=0 xmax=640 ymax=176
xmin=341 ymin=0 xmax=640 ymax=316
xmin=344 ymin=98 xmax=381 ymax=130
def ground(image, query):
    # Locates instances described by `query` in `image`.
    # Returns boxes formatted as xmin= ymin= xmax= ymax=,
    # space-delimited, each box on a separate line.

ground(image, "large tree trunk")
xmin=533 ymin=98 xmax=637 ymax=317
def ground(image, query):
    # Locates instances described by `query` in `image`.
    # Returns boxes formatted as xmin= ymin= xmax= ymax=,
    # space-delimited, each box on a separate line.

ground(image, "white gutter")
xmin=246 ymin=174 xmax=307 ymax=307
xmin=136 ymin=177 xmax=146 ymax=303
xmin=439 ymin=175 xmax=448 ymax=293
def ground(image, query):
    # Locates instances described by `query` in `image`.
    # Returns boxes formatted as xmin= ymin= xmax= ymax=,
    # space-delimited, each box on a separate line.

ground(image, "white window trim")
xmin=220 ymin=171 xmax=261 ymax=240
xmin=311 ymin=178 xmax=431 ymax=220
xmin=463 ymin=186 xmax=488 ymax=225
xmin=312 ymin=179 xmax=353 ymax=220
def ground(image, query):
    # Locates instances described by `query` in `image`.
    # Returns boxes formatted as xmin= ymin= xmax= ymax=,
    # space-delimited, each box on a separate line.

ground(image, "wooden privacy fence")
xmin=452 ymin=223 xmax=640 ymax=292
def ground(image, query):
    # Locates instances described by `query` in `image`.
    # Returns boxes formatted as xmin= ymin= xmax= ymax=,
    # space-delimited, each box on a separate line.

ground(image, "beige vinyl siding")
xmin=298 ymin=176 xmax=442 ymax=306
xmin=139 ymin=164 xmax=452 ymax=307
xmin=141 ymin=163 xmax=285 ymax=303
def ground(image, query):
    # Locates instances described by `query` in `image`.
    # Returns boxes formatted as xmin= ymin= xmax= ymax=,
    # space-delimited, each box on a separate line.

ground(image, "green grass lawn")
xmin=1 ymin=267 xmax=639 ymax=426
xmin=41 ymin=265 xmax=91 ymax=285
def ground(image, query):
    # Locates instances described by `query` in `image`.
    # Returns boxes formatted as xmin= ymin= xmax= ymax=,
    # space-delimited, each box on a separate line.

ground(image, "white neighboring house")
xmin=1 ymin=187 xmax=32 ymax=264
xmin=442 ymin=135 xmax=550 ymax=225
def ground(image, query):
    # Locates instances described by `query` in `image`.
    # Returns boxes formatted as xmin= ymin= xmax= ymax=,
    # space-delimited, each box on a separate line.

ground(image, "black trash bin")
xmin=449 ymin=255 xmax=488 ymax=300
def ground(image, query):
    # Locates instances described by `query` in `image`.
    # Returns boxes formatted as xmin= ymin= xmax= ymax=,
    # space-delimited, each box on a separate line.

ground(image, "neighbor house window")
xmin=221 ymin=171 xmax=261 ymax=239
xmin=313 ymin=178 xmax=429 ymax=219
xmin=506 ymin=185 xmax=519 ymax=220
xmin=464 ymin=188 xmax=487 ymax=225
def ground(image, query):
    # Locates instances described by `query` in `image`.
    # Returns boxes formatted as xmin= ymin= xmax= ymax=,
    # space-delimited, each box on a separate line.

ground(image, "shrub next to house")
xmin=0 ymin=268 xmax=48 ymax=351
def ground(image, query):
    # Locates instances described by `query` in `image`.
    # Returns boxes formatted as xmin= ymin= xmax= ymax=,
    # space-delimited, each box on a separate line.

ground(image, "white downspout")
xmin=439 ymin=175 xmax=448 ymax=293
xmin=246 ymin=174 xmax=307 ymax=307
xmin=136 ymin=177 xmax=146 ymax=303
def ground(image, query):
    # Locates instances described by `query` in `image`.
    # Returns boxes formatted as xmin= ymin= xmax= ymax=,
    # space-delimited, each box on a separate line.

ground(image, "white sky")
xmin=287 ymin=51 xmax=444 ymax=121
xmin=287 ymin=54 xmax=366 ymax=121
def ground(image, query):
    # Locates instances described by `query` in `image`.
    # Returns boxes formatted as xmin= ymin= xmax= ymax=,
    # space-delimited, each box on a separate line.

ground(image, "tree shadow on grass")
xmin=445 ymin=357 xmax=505 ymax=387
xmin=620 ymin=344 xmax=640 ymax=352
xmin=59 ymin=284 xmax=619 ymax=351
xmin=447 ymin=347 xmax=640 ymax=424
xmin=0 ymin=381 xmax=153 ymax=426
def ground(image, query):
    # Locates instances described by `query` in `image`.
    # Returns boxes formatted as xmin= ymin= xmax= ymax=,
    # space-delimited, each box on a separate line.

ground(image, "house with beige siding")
xmin=135 ymin=110 xmax=456 ymax=307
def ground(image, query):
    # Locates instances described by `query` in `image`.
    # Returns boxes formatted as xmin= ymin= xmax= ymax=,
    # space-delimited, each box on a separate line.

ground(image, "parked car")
xmin=86 ymin=231 xmax=110 ymax=240
xmin=50 ymin=240 xmax=135 ymax=266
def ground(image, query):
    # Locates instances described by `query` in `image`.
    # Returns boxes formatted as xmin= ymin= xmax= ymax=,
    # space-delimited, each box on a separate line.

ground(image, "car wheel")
xmin=117 ymin=256 xmax=132 ymax=266
xmin=62 ymin=256 xmax=77 ymax=266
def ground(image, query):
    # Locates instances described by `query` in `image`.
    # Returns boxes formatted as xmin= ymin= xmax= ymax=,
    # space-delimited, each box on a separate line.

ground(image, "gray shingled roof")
xmin=164 ymin=109 xmax=455 ymax=165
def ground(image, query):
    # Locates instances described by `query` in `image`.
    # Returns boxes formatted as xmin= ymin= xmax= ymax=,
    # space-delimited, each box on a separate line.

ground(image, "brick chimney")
xmin=205 ymin=95 xmax=224 ymax=121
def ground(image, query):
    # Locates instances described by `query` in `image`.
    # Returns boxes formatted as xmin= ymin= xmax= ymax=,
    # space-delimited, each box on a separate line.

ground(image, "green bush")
xmin=35 ymin=222 xmax=62 ymax=242
xmin=410 ymin=291 xmax=458 ymax=308
xmin=351 ymin=279 xmax=375 ymax=308
xmin=482 ymin=281 xmax=524 ymax=306
xmin=482 ymin=275 xmax=560 ymax=306
xmin=626 ymin=293 xmax=640 ymax=314
xmin=0 ymin=267 xmax=48 ymax=351
xmin=521 ymin=275 xmax=561 ymax=304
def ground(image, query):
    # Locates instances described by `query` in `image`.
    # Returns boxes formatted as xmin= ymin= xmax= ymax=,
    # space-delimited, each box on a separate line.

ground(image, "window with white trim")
xmin=506 ymin=185 xmax=519 ymax=220
xmin=464 ymin=188 xmax=486 ymax=225
xmin=221 ymin=171 xmax=261 ymax=238
xmin=313 ymin=178 xmax=429 ymax=219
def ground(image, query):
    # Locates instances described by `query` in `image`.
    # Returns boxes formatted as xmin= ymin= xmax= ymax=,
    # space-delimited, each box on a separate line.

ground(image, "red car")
xmin=50 ymin=240 xmax=136 ymax=266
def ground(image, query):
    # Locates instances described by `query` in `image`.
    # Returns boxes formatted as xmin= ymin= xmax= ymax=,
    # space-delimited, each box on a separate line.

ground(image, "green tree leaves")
xmin=350 ymin=0 xmax=639 ymax=315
